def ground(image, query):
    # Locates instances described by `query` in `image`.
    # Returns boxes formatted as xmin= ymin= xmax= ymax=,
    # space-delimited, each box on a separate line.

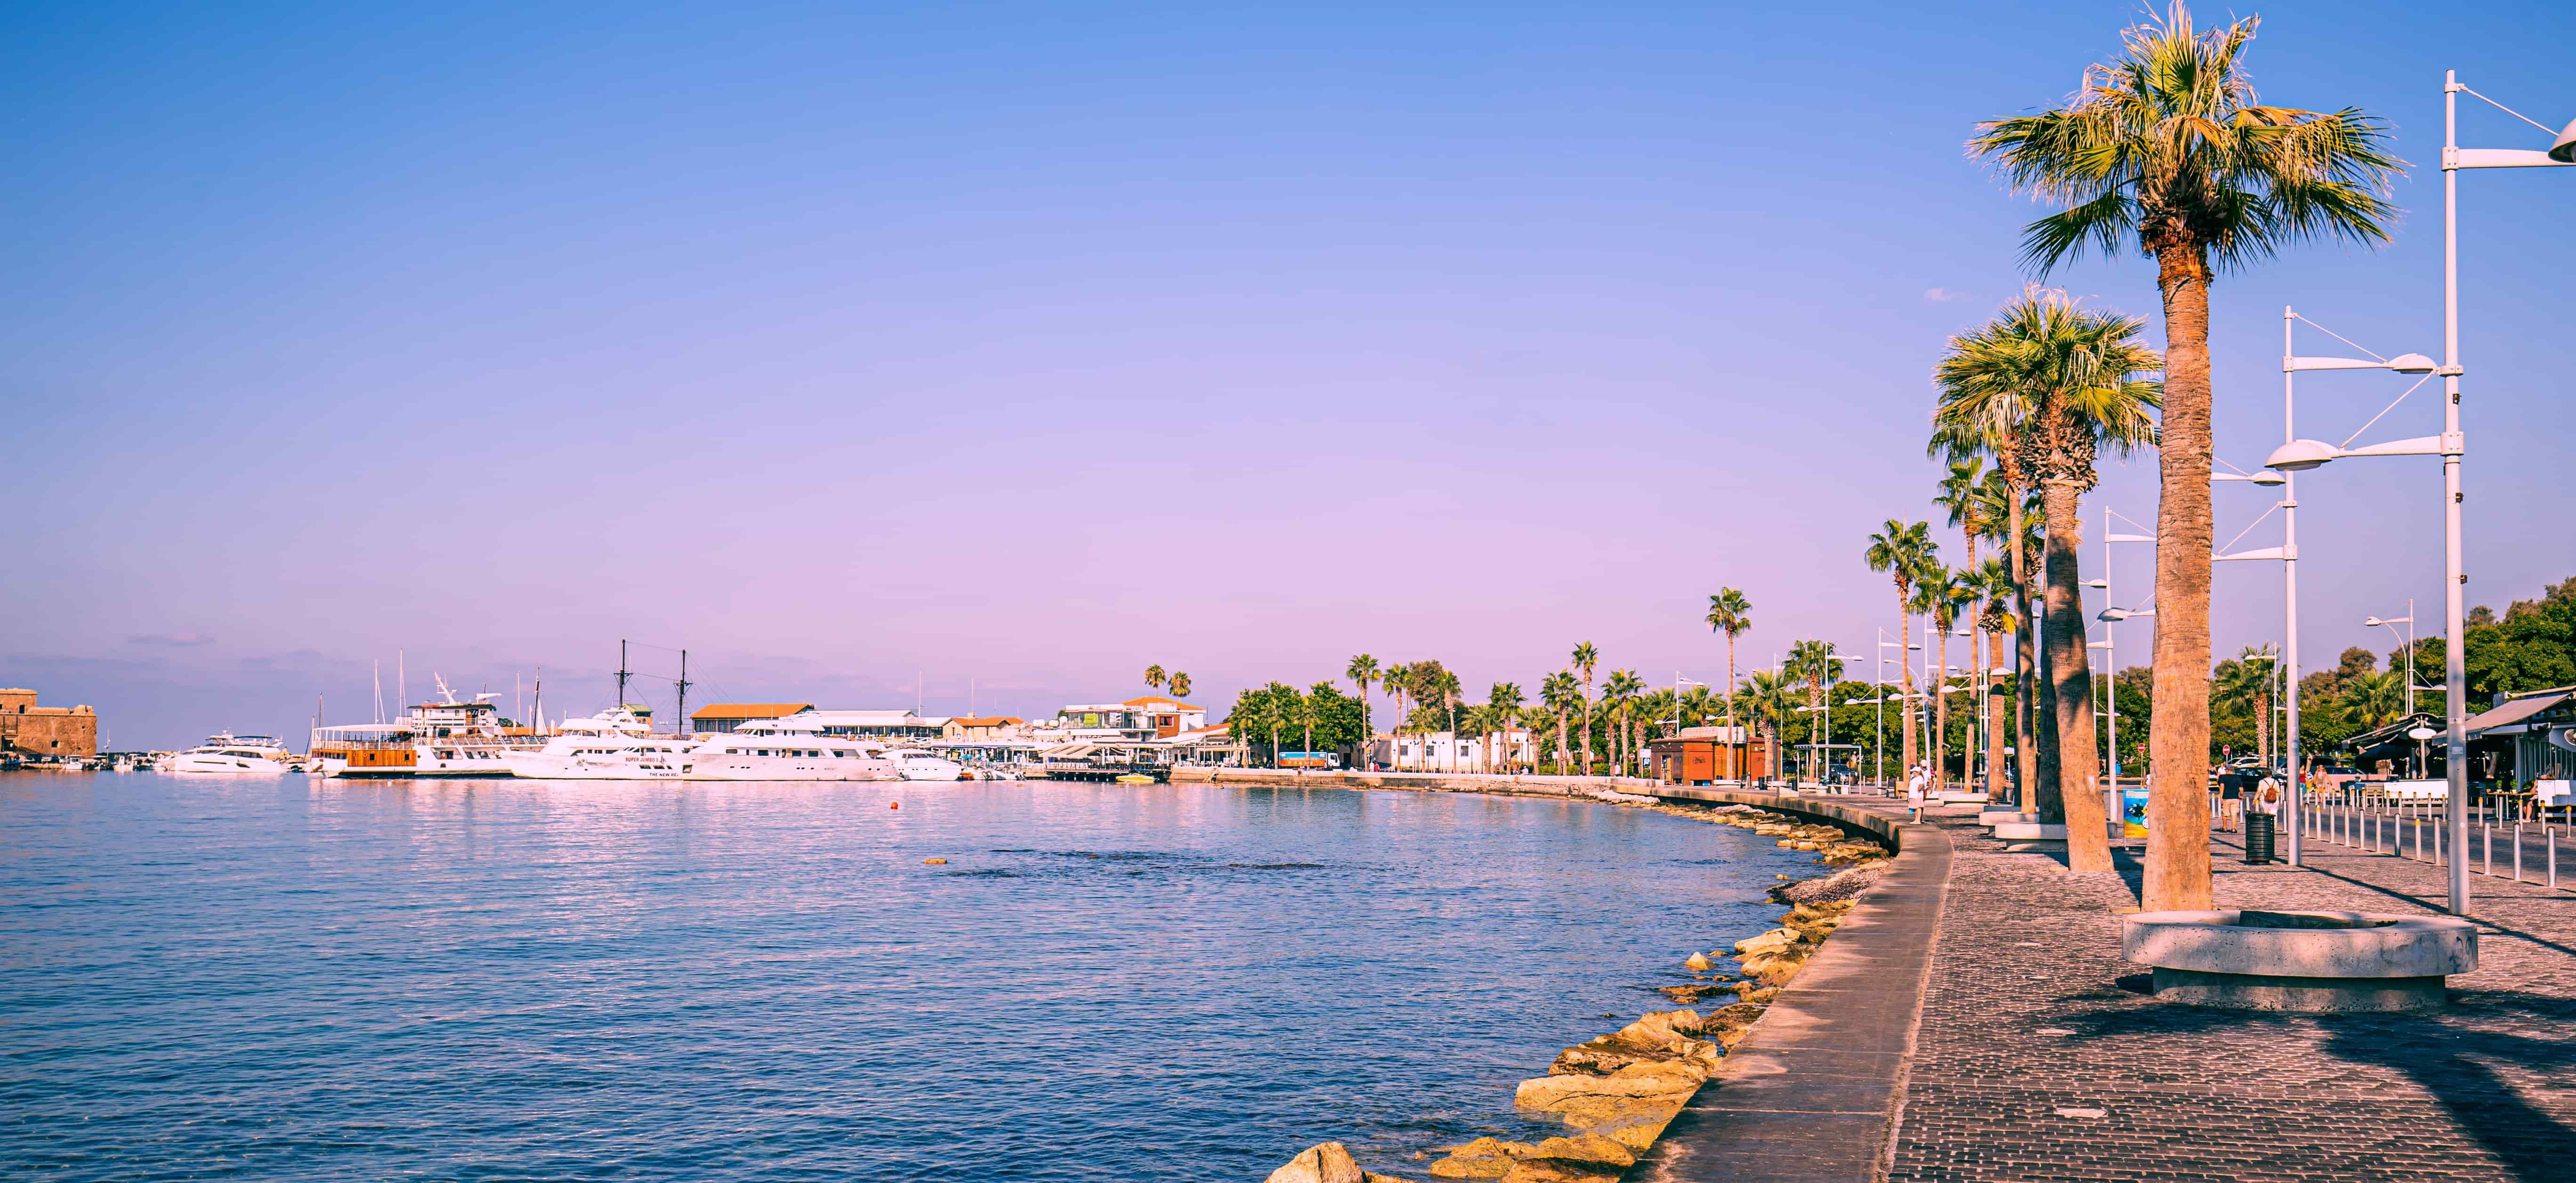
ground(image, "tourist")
xmin=2218 ymin=768 xmax=2244 ymax=833
xmin=1906 ymin=762 xmax=1927 ymax=821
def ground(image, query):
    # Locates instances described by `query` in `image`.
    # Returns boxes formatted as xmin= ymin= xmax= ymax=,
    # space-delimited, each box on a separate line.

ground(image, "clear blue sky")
xmin=6 ymin=1 xmax=2571 ymax=748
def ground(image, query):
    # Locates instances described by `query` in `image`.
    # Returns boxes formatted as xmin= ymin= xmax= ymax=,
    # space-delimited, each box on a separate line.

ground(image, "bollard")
xmin=2485 ymin=823 xmax=2493 ymax=877
xmin=2514 ymin=824 xmax=2523 ymax=882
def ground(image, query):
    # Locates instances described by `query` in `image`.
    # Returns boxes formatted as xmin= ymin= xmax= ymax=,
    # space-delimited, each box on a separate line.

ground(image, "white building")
xmin=1368 ymin=729 xmax=1536 ymax=773
xmin=1057 ymin=697 xmax=1208 ymax=742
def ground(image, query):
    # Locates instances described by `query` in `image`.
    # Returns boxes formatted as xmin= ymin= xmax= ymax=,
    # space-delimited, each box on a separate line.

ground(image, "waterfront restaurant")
xmin=1647 ymin=725 xmax=1767 ymax=786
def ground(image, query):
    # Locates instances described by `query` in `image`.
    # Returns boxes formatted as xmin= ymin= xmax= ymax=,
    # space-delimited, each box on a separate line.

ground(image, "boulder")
xmin=1426 ymin=1137 xmax=1527 ymax=1180
xmin=1656 ymin=981 xmax=1732 ymax=1004
xmin=1265 ymin=1142 xmax=1366 ymax=1183
xmin=1556 ymin=1094 xmax=1689 ymax=1150
xmin=1732 ymin=928 xmax=1797 ymax=957
xmin=1549 ymin=1010 xmax=1723 ymax=1076
xmin=1515 ymin=1060 xmax=1706 ymax=1109
xmin=1683 ymin=952 xmax=1713 ymax=972
xmin=1495 ymin=1164 xmax=1621 ymax=1183
xmin=1527 ymin=1133 xmax=1635 ymax=1167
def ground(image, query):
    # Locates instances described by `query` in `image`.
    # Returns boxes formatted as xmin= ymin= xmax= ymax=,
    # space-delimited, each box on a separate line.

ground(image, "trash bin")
xmin=2244 ymin=811 xmax=2276 ymax=864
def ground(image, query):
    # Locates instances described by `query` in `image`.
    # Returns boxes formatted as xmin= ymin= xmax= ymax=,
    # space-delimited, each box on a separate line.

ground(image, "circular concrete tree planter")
xmin=2122 ymin=910 xmax=2477 ymax=1013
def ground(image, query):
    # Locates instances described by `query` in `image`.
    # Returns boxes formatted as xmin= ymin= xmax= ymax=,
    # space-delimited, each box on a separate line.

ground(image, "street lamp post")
xmin=2260 ymin=73 xmax=2571 ymax=915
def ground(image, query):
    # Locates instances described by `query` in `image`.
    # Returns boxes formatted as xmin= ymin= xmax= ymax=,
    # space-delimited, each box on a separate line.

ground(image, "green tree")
xmin=1736 ymin=669 xmax=1795 ymax=787
xmin=1602 ymin=670 xmax=1645 ymax=776
xmin=1785 ymin=640 xmax=1845 ymax=786
xmin=1144 ymin=664 xmax=1166 ymax=694
xmin=1541 ymin=671 xmax=1580 ymax=774
xmin=1971 ymin=1 xmax=2401 ymax=911
xmin=1865 ymin=520 xmax=1937 ymax=781
xmin=1571 ymin=642 xmax=1601 ymax=774
xmin=1932 ymin=291 xmax=2160 ymax=874
xmin=1345 ymin=655 xmax=1381 ymax=762
xmin=1706 ymin=589 xmax=1753 ymax=737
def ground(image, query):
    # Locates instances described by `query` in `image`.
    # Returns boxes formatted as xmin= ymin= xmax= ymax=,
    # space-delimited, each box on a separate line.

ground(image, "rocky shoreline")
xmin=1262 ymin=803 xmax=1892 ymax=1183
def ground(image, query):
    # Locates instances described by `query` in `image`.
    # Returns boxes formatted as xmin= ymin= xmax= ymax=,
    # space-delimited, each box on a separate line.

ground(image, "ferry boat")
xmin=166 ymin=733 xmax=298 ymax=775
xmin=311 ymin=680 xmax=546 ymax=778
xmin=685 ymin=717 xmax=895 ymax=781
xmin=500 ymin=708 xmax=697 ymax=780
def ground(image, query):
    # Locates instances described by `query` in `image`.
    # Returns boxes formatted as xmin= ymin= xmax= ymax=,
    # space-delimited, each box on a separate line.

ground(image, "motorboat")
xmin=889 ymin=748 xmax=968 ymax=781
xmin=165 ymin=734 xmax=297 ymax=775
xmin=686 ymin=717 xmax=894 ymax=781
xmin=501 ymin=708 xmax=695 ymax=780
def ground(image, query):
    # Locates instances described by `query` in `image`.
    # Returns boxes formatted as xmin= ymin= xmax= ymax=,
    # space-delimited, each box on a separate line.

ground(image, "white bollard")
xmin=2514 ymin=824 xmax=2523 ymax=883
xmin=2484 ymin=823 xmax=2493 ymax=877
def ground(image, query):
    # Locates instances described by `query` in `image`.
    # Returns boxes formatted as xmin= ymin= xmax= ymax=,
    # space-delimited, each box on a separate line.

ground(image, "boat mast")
xmin=675 ymin=649 xmax=692 ymax=738
xmin=616 ymin=640 xmax=632 ymax=713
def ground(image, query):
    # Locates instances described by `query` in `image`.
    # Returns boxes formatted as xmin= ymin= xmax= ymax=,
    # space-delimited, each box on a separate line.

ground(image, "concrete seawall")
xmin=1167 ymin=767 xmax=1907 ymax=853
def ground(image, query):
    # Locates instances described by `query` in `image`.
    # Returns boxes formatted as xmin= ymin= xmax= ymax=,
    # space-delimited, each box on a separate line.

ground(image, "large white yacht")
xmin=685 ymin=717 xmax=895 ymax=781
xmin=165 ymin=733 xmax=298 ymax=775
xmin=501 ymin=708 xmax=697 ymax=780
xmin=311 ymin=681 xmax=545 ymax=778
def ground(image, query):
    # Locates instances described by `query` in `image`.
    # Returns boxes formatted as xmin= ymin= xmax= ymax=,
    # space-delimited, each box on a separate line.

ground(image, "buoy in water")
xmin=924 ymin=857 xmax=947 ymax=865
xmin=890 ymin=801 xmax=900 ymax=810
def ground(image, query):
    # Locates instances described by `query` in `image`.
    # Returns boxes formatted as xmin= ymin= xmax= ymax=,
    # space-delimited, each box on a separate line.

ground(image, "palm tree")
xmin=1168 ymin=671 xmax=1191 ymax=702
xmin=1932 ymin=291 xmax=2160 ymax=875
xmin=1144 ymin=665 xmax=1166 ymax=694
xmin=1736 ymin=669 xmax=1793 ymax=787
xmin=1945 ymin=427 xmax=2049 ymax=816
xmin=1785 ymin=640 xmax=1843 ymax=786
xmin=2215 ymin=645 xmax=2278 ymax=763
xmin=1487 ymin=681 xmax=1525 ymax=772
xmin=1972 ymin=1 xmax=2400 ymax=909
xmin=1435 ymin=668 xmax=1464 ymax=773
xmin=1346 ymin=655 xmax=1380 ymax=766
xmin=1602 ymin=670 xmax=1645 ymax=776
xmin=1383 ymin=663 xmax=1413 ymax=770
xmin=1936 ymin=461 xmax=1991 ymax=791
xmin=1541 ymin=672 xmax=1579 ymax=773
xmin=1923 ymin=565 xmax=1978 ymax=793
xmin=1865 ymin=521 xmax=1936 ymax=781
xmin=1706 ymin=589 xmax=1753 ymax=737
xmin=2337 ymin=669 xmax=2407 ymax=731
xmin=1571 ymin=642 xmax=1601 ymax=774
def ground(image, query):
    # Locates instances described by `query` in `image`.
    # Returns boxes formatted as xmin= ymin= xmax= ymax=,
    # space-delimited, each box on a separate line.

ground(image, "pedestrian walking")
xmin=1906 ymin=762 xmax=1928 ymax=821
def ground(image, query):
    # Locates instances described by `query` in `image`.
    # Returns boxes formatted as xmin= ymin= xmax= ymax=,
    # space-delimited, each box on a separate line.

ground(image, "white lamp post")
xmin=2258 ymin=70 xmax=2574 ymax=915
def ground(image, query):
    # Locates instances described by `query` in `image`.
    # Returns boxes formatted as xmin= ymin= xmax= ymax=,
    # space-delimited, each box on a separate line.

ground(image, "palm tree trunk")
xmin=2146 ymin=243 xmax=2217 ymax=912
xmin=1934 ymin=627 xmax=1951 ymax=794
xmin=2043 ymin=476 xmax=2111 ymax=873
xmin=1986 ymin=628 xmax=2009 ymax=801
xmin=1897 ymin=596 xmax=1917 ymax=780
xmin=2008 ymin=490 xmax=2045 ymax=818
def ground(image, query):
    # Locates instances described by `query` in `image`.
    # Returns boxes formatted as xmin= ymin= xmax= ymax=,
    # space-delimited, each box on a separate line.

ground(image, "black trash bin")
xmin=2244 ymin=811 xmax=2276 ymax=864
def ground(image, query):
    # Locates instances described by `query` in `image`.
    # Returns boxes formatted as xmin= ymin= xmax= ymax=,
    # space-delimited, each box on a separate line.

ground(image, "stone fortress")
xmin=1 ymin=689 xmax=99 ymax=757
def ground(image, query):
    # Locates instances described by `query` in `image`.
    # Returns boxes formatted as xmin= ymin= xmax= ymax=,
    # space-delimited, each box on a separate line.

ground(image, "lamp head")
xmin=2099 ymin=608 xmax=2130 ymax=621
xmin=2385 ymin=353 xmax=2437 ymax=374
xmin=2248 ymin=471 xmax=2287 ymax=486
xmin=2085 ymin=578 xmax=2109 ymax=589
xmin=2265 ymin=438 xmax=2341 ymax=472
xmin=2365 ymin=616 xmax=2384 ymax=626
xmin=2553 ymin=116 xmax=2576 ymax=164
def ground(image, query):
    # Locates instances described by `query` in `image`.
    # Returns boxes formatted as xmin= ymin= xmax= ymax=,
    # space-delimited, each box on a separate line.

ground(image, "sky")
xmin=5 ymin=1 xmax=2572 ymax=749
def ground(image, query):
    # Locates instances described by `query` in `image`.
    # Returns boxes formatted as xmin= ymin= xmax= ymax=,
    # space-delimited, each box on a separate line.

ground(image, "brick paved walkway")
xmin=1884 ymin=805 xmax=2576 ymax=1183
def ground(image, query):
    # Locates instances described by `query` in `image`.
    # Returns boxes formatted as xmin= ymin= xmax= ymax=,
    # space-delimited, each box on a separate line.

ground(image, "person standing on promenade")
xmin=2218 ymin=768 xmax=2245 ymax=833
xmin=1906 ymin=762 xmax=1928 ymax=821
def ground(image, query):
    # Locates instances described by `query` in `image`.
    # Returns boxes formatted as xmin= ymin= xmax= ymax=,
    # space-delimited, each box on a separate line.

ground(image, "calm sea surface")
xmin=0 ymin=772 xmax=1804 ymax=1181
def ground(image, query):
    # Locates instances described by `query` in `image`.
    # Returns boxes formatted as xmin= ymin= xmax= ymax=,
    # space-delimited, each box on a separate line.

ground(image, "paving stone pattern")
xmin=1884 ymin=806 xmax=2576 ymax=1183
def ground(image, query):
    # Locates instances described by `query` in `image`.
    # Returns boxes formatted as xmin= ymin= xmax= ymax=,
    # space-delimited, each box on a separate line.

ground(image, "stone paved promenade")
xmin=1884 ymin=802 xmax=2576 ymax=1183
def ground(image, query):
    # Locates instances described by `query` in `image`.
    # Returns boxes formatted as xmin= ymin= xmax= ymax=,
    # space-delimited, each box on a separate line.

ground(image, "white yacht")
xmin=312 ymin=681 xmax=546 ymax=778
xmin=686 ymin=717 xmax=895 ymax=781
xmin=166 ymin=733 xmax=297 ymax=775
xmin=888 ymin=748 xmax=968 ymax=781
xmin=501 ymin=708 xmax=696 ymax=780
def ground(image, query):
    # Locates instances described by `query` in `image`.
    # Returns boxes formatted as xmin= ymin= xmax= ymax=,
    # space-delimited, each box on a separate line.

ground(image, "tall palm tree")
xmin=2337 ymin=669 xmax=2406 ymax=731
xmin=1571 ymin=642 xmax=1601 ymax=774
xmin=1972 ymin=1 xmax=2400 ymax=909
xmin=1785 ymin=640 xmax=1844 ymax=786
xmin=1865 ymin=521 xmax=1936 ymax=781
xmin=1346 ymin=655 xmax=1380 ymax=765
xmin=1932 ymin=291 xmax=2160 ymax=875
xmin=1144 ymin=665 xmax=1166 ymax=695
xmin=1541 ymin=672 xmax=1579 ymax=773
xmin=1435 ymin=668 xmax=1464 ymax=773
xmin=1602 ymin=670 xmax=1645 ymax=776
xmin=1946 ymin=430 xmax=2049 ymax=816
xmin=1706 ymin=589 xmax=1753 ymax=737
xmin=2214 ymin=645 xmax=2278 ymax=763
xmin=1167 ymin=671 xmax=1191 ymax=702
xmin=1936 ymin=462 xmax=1991 ymax=790
xmin=1487 ymin=681 xmax=1525 ymax=773
xmin=1923 ymin=565 xmax=1978 ymax=793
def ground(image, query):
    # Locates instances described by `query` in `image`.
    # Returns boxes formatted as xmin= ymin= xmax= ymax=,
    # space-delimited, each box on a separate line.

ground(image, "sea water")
xmin=0 ymin=774 xmax=1804 ymax=1180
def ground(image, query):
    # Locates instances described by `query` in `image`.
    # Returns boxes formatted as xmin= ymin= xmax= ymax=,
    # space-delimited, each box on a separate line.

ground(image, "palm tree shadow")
xmin=2060 ymin=991 xmax=2576 ymax=1181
